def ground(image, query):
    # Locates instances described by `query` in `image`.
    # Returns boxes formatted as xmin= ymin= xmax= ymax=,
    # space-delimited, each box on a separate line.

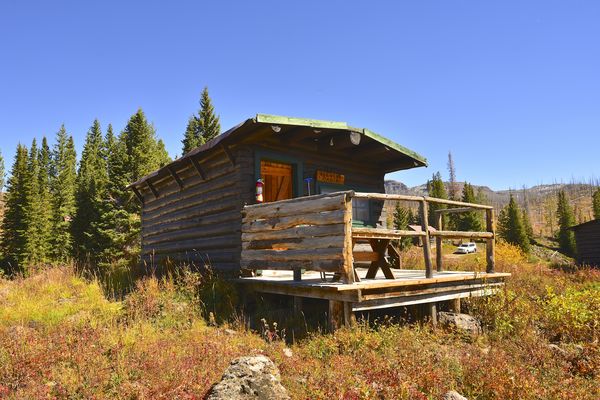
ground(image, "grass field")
xmin=0 ymin=243 xmax=599 ymax=399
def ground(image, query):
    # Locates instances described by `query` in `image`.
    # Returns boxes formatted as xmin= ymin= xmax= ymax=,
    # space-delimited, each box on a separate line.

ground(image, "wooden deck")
xmin=239 ymin=191 xmax=509 ymax=328
xmin=236 ymin=268 xmax=509 ymax=311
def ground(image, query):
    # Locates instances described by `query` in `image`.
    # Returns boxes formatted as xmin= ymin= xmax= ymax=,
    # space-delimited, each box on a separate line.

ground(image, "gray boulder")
xmin=206 ymin=355 xmax=289 ymax=400
xmin=438 ymin=312 xmax=482 ymax=335
xmin=442 ymin=390 xmax=468 ymax=400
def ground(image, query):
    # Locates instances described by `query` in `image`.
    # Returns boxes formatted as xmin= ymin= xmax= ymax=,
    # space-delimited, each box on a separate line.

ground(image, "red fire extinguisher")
xmin=256 ymin=179 xmax=264 ymax=203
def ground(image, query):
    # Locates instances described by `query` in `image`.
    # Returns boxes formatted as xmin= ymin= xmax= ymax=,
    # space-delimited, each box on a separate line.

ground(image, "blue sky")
xmin=0 ymin=1 xmax=598 ymax=190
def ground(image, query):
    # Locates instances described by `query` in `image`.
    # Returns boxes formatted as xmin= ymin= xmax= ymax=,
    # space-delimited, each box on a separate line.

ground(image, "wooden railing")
xmin=351 ymin=193 xmax=495 ymax=280
xmin=240 ymin=191 xmax=495 ymax=283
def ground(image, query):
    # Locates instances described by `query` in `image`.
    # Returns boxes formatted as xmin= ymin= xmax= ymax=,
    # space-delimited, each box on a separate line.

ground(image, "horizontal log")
xmin=434 ymin=207 xmax=485 ymax=214
xmin=243 ymin=191 xmax=352 ymax=211
xmin=141 ymin=148 xmax=233 ymax=191
xmin=352 ymin=192 xmax=493 ymax=210
xmin=235 ymin=278 xmax=359 ymax=301
xmin=242 ymin=235 xmax=344 ymax=251
xmin=430 ymin=230 xmax=494 ymax=239
xmin=143 ymin=196 xmax=240 ymax=227
xmin=143 ymin=251 xmax=239 ymax=265
xmin=423 ymin=196 xmax=493 ymax=210
xmin=143 ymin=169 xmax=237 ymax=214
xmin=352 ymin=288 xmax=501 ymax=311
xmin=352 ymin=227 xmax=426 ymax=239
xmin=352 ymin=192 xmax=423 ymax=202
xmin=239 ymin=259 xmax=344 ymax=273
xmin=144 ymin=184 xmax=240 ymax=223
xmin=360 ymin=282 xmax=505 ymax=301
xmin=143 ymin=210 xmax=239 ymax=238
xmin=241 ymin=223 xmax=346 ymax=242
xmin=241 ymin=247 xmax=344 ymax=262
xmin=144 ymin=234 xmax=240 ymax=254
xmin=353 ymin=251 xmax=380 ymax=262
xmin=144 ymin=220 xmax=240 ymax=246
xmin=242 ymin=209 xmax=345 ymax=233
xmin=242 ymin=194 xmax=345 ymax=220
xmin=335 ymin=271 xmax=511 ymax=291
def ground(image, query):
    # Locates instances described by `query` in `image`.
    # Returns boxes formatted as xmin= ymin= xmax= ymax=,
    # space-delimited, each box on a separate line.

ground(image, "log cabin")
xmin=570 ymin=219 xmax=600 ymax=267
xmin=128 ymin=114 xmax=509 ymax=328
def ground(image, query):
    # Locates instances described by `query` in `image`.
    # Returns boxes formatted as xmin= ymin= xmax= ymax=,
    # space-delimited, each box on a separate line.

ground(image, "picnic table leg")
xmin=365 ymin=239 xmax=395 ymax=279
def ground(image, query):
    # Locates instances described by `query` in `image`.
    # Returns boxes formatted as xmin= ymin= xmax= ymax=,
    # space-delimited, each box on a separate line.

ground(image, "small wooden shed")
xmin=127 ymin=114 xmax=427 ymax=273
xmin=570 ymin=219 xmax=600 ymax=267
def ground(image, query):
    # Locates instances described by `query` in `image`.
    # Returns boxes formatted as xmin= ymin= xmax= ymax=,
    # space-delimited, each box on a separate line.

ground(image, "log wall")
xmin=574 ymin=221 xmax=600 ymax=266
xmin=247 ymin=142 xmax=387 ymax=225
xmin=241 ymin=192 xmax=353 ymax=280
xmin=138 ymin=146 xmax=252 ymax=271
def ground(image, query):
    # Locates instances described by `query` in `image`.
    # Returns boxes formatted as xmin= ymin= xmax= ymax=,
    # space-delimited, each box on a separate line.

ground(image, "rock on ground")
xmin=438 ymin=312 xmax=482 ymax=335
xmin=442 ymin=390 xmax=468 ymax=400
xmin=205 ymin=355 xmax=290 ymax=400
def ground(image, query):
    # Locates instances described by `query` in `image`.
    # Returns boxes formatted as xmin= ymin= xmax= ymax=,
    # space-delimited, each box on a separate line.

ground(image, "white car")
xmin=456 ymin=242 xmax=477 ymax=254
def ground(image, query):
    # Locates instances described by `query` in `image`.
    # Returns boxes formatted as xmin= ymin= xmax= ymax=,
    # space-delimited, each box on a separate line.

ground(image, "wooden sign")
xmin=316 ymin=170 xmax=345 ymax=185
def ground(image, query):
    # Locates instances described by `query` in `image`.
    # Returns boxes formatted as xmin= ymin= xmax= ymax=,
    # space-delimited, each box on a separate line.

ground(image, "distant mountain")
xmin=384 ymin=180 xmax=596 ymax=237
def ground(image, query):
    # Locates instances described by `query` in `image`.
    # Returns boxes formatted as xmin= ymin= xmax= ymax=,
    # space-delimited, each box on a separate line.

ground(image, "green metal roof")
xmin=255 ymin=114 xmax=427 ymax=165
xmin=129 ymin=113 xmax=427 ymax=188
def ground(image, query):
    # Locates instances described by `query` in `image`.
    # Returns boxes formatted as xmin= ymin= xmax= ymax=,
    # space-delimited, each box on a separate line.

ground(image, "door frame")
xmin=254 ymin=148 xmax=304 ymax=198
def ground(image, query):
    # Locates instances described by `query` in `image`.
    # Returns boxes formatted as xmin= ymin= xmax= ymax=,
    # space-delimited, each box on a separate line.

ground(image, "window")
xmin=319 ymin=184 xmax=371 ymax=225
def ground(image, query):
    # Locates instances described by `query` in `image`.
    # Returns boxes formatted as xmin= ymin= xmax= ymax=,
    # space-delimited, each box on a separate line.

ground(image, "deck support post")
xmin=419 ymin=200 xmax=434 ymax=278
xmin=427 ymin=302 xmax=438 ymax=327
xmin=486 ymin=209 xmax=496 ymax=273
xmin=293 ymin=296 xmax=303 ymax=315
xmin=436 ymin=212 xmax=443 ymax=272
xmin=328 ymin=300 xmax=355 ymax=331
xmin=344 ymin=302 xmax=356 ymax=327
xmin=328 ymin=300 xmax=345 ymax=332
xmin=448 ymin=298 xmax=461 ymax=313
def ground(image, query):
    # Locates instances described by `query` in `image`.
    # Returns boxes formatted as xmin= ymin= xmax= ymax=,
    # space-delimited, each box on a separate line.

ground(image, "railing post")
xmin=436 ymin=212 xmax=443 ymax=272
xmin=342 ymin=192 xmax=356 ymax=283
xmin=486 ymin=208 xmax=496 ymax=273
xmin=419 ymin=199 xmax=434 ymax=278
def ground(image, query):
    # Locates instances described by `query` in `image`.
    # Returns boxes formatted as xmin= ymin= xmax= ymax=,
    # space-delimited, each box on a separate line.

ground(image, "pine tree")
xmin=123 ymin=109 xmax=171 ymax=191
xmin=198 ymin=87 xmax=220 ymax=142
xmin=457 ymin=183 xmax=483 ymax=232
xmin=96 ymin=110 xmax=170 ymax=265
xmin=393 ymin=203 xmax=413 ymax=250
xmin=475 ymin=187 xmax=488 ymax=206
xmin=182 ymin=115 xmax=200 ymax=154
xmin=181 ymin=87 xmax=221 ymax=154
xmin=447 ymin=152 xmax=458 ymax=200
xmin=93 ymin=124 xmax=139 ymax=266
xmin=0 ymin=145 xmax=29 ymax=273
xmin=0 ymin=149 xmax=4 ymax=235
xmin=498 ymin=194 xmax=530 ymax=253
xmin=556 ymin=190 xmax=576 ymax=257
xmin=36 ymin=137 xmax=53 ymax=261
xmin=50 ymin=125 xmax=77 ymax=261
xmin=23 ymin=139 xmax=48 ymax=265
xmin=0 ymin=149 xmax=5 ymax=191
xmin=72 ymin=120 xmax=108 ymax=261
xmin=522 ymin=208 xmax=534 ymax=244
xmin=593 ymin=187 xmax=600 ymax=219
xmin=427 ymin=172 xmax=447 ymax=227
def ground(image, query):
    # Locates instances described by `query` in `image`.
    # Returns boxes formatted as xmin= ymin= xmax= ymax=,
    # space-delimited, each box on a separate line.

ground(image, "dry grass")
xmin=0 ymin=252 xmax=599 ymax=399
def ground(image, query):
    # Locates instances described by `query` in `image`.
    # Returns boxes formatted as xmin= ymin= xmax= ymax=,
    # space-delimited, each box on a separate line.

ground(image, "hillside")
xmin=1 ymin=248 xmax=598 ymax=399
xmin=385 ymin=180 xmax=597 ymax=237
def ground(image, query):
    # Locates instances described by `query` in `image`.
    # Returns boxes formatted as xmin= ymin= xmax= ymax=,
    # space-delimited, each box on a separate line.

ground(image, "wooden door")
xmin=260 ymin=160 xmax=293 ymax=202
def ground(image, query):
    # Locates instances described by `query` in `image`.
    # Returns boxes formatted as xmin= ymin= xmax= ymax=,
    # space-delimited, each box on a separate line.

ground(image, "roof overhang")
xmin=128 ymin=113 xmax=427 ymax=189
